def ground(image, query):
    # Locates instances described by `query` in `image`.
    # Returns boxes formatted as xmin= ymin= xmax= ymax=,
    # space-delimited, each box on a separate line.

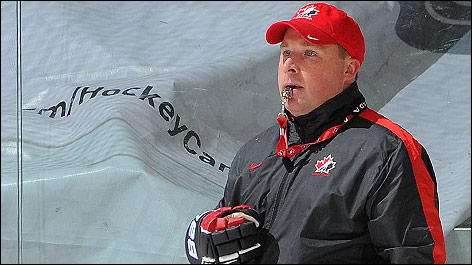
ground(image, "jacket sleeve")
xmin=216 ymin=145 xmax=246 ymax=209
xmin=366 ymin=139 xmax=446 ymax=264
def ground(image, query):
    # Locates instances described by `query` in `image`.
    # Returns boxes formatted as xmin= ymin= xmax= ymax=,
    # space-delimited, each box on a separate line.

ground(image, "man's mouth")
xmin=285 ymin=85 xmax=303 ymax=91
xmin=282 ymin=85 xmax=303 ymax=99
xmin=282 ymin=85 xmax=301 ymax=100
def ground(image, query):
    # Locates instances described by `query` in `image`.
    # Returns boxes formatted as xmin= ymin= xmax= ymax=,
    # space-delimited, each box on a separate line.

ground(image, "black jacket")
xmin=218 ymin=83 xmax=446 ymax=264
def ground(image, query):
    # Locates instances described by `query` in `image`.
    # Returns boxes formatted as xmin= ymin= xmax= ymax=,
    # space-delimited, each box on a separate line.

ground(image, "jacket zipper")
xmin=266 ymin=170 xmax=290 ymax=229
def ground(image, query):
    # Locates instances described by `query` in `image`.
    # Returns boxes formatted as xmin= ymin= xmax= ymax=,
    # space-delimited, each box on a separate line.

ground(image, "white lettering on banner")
xmin=27 ymin=86 xmax=231 ymax=173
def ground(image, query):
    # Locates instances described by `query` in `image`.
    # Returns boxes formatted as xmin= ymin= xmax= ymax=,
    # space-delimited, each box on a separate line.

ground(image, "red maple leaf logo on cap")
xmin=294 ymin=4 xmax=319 ymax=20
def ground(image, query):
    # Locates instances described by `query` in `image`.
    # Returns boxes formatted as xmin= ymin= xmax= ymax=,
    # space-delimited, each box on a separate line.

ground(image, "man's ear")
xmin=345 ymin=58 xmax=361 ymax=82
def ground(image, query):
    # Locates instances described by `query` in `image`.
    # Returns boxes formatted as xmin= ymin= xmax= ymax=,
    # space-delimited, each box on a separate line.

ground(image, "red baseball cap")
xmin=266 ymin=3 xmax=365 ymax=65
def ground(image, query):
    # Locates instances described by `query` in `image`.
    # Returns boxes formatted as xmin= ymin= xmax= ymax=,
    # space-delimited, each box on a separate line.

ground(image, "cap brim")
xmin=266 ymin=20 xmax=336 ymax=45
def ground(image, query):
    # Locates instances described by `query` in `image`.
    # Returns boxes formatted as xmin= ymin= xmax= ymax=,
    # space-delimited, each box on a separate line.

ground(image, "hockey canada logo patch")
xmin=312 ymin=154 xmax=336 ymax=177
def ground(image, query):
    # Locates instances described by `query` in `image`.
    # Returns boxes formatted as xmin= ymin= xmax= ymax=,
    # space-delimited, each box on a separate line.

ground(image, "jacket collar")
xmin=287 ymin=82 xmax=366 ymax=144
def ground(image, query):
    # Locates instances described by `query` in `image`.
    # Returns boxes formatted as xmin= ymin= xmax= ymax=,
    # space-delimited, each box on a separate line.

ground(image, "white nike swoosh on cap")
xmin=307 ymin=34 xmax=320 ymax=40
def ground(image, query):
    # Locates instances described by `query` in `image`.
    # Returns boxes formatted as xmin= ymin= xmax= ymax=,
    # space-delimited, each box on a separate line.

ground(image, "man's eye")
xmin=282 ymin=50 xmax=290 ymax=56
xmin=306 ymin=50 xmax=316 ymax=56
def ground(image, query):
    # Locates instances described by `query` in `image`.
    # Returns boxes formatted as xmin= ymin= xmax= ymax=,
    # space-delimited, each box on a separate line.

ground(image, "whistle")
xmin=282 ymin=86 xmax=294 ymax=100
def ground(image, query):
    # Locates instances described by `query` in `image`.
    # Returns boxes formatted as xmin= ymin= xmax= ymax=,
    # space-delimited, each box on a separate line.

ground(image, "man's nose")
xmin=284 ymin=57 xmax=300 ymax=73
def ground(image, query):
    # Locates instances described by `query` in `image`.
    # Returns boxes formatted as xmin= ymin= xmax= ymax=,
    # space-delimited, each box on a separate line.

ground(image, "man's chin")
xmin=285 ymin=107 xmax=304 ymax=117
xmin=285 ymin=103 xmax=316 ymax=117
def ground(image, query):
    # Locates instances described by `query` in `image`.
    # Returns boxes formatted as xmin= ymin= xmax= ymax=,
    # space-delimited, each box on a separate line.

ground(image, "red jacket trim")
xmin=359 ymin=109 xmax=446 ymax=264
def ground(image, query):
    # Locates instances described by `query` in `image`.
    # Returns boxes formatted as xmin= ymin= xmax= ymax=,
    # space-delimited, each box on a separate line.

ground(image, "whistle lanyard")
xmin=276 ymin=101 xmax=367 ymax=158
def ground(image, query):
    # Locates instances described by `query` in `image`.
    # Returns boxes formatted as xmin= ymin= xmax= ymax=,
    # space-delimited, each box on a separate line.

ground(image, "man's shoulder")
xmin=236 ymin=124 xmax=279 ymax=156
xmin=246 ymin=124 xmax=279 ymax=143
xmin=357 ymin=109 xmax=416 ymax=140
xmin=353 ymin=108 xmax=425 ymax=154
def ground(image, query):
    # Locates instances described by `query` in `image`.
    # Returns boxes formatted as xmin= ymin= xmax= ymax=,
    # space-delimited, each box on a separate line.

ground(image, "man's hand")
xmin=185 ymin=205 xmax=263 ymax=264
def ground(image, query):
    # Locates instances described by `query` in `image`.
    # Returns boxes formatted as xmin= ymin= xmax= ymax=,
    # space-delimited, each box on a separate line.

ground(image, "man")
xmin=185 ymin=3 xmax=446 ymax=264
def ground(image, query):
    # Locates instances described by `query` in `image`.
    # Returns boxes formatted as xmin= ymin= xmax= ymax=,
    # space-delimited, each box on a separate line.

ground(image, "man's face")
xmin=278 ymin=28 xmax=350 ymax=117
